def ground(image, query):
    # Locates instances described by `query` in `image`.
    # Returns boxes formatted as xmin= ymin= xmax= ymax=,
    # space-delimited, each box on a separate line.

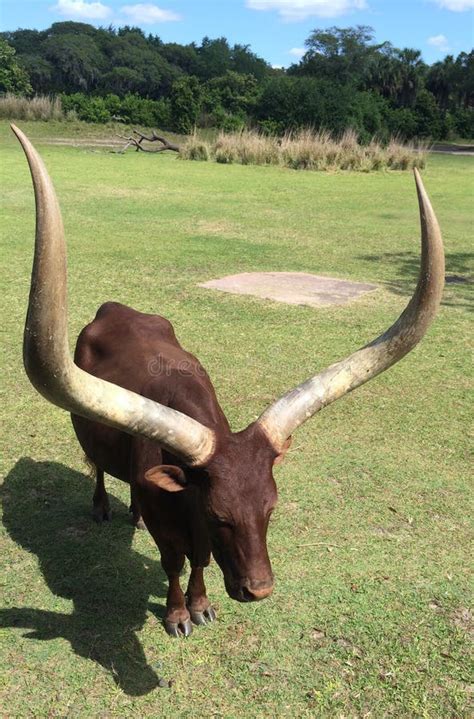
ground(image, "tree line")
xmin=1 ymin=22 xmax=473 ymax=140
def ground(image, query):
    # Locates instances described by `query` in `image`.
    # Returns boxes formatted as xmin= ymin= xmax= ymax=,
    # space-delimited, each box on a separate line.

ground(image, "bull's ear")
xmin=273 ymin=436 xmax=292 ymax=466
xmin=144 ymin=465 xmax=187 ymax=492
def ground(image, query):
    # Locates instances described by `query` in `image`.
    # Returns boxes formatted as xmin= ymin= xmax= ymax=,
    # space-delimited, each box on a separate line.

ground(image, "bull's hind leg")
xmin=186 ymin=566 xmax=216 ymax=625
xmin=161 ymin=546 xmax=193 ymax=638
xmin=91 ymin=465 xmax=112 ymax=523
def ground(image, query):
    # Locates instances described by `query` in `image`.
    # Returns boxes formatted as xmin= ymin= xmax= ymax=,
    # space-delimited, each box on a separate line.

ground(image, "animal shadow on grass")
xmin=1 ymin=458 xmax=169 ymax=696
xmin=359 ymin=250 xmax=473 ymax=311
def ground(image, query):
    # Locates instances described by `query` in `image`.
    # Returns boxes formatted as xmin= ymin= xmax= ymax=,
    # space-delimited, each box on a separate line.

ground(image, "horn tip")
xmin=10 ymin=123 xmax=26 ymax=145
xmin=413 ymin=167 xmax=426 ymax=197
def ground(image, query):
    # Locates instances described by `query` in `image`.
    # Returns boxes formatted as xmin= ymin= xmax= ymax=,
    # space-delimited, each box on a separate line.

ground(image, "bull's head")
xmin=13 ymin=125 xmax=444 ymax=604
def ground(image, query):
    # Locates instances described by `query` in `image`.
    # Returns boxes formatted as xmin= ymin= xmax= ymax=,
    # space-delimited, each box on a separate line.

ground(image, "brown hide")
xmin=72 ymin=301 xmax=277 ymax=603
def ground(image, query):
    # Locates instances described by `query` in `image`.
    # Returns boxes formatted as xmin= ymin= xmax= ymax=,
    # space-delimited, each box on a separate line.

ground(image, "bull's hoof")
xmin=129 ymin=505 xmax=146 ymax=530
xmin=189 ymin=606 xmax=217 ymax=626
xmin=164 ymin=618 xmax=193 ymax=638
xmin=93 ymin=506 xmax=112 ymax=523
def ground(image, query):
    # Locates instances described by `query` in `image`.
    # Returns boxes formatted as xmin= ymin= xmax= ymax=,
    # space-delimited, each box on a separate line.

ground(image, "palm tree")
xmin=396 ymin=48 xmax=426 ymax=107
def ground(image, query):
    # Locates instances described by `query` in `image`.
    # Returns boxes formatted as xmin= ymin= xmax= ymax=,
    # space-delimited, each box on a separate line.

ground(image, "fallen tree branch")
xmin=116 ymin=130 xmax=181 ymax=154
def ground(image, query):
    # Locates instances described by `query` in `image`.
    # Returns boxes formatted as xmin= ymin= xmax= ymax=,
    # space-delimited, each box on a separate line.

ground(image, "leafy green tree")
xmin=294 ymin=26 xmax=380 ymax=86
xmin=103 ymin=27 xmax=179 ymax=98
xmin=197 ymin=37 xmax=231 ymax=80
xmin=427 ymin=51 xmax=474 ymax=111
xmin=396 ymin=48 xmax=426 ymax=107
xmin=365 ymin=44 xmax=403 ymax=101
xmin=0 ymin=39 xmax=32 ymax=94
xmin=17 ymin=54 xmax=54 ymax=94
xmin=456 ymin=51 xmax=474 ymax=109
xmin=99 ymin=66 xmax=143 ymax=96
xmin=170 ymin=75 xmax=203 ymax=132
xmin=44 ymin=32 xmax=103 ymax=92
xmin=206 ymin=71 xmax=259 ymax=114
xmin=1 ymin=29 xmax=43 ymax=56
xmin=160 ymin=42 xmax=200 ymax=75
xmin=412 ymin=88 xmax=442 ymax=137
xmin=255 ymin=75 xmax=298 ymax=129
xmin=231 ymin=44 xmax=269 ymax=80
xmin=426 ymin=55 xmax=455 ymax=110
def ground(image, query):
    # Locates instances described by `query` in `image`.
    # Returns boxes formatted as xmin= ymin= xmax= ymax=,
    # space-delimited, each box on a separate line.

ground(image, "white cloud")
xmin=288 ymin=47 xmax=305 ymax=57
xmin=427 ymin=34 xmax=450 ymax=51
xmin=52 ymin=0 xmax=112 ymax=19
xmin=246 ymin=0 xmax=367 ymax=20
xmin=431 ymin=0 xmax=474 ymax=10
xmin=120 ymin=3 xmax=181 ymax=23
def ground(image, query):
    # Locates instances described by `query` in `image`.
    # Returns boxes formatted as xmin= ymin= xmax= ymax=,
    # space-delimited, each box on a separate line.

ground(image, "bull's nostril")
xmin=242 ymin=584 xmax=273 ymax=601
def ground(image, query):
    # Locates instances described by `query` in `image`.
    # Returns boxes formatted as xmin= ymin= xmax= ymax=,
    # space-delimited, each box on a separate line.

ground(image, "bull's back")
xmin=74 ymin=302 xmax=181 ymax=390
xmin=71 ymin=302 xmax=184 ymax=481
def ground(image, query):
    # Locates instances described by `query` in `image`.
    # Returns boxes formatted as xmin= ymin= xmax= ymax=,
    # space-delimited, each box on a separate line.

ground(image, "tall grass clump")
xmin=337 ymin=129 xmax=367 ymax=170
xmin=179 ymin=128 xmax=427 ymax=172
xmin=214 ymin=130 xmax=278 ymax=165
xmin=386 ymin=138 xmax=427 ymax=169
xmin=0 ymin=94 xmax=64 ymax=121
xmin=180 ymin=133 xmax=211 ymax=161
xmin=183 ymin=128 xmax=427 ymax=172
xmin=280 ymin=129 xmax=339 ymax=170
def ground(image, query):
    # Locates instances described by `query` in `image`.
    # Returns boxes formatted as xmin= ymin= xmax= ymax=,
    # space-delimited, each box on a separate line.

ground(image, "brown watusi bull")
xmin=13 ymin=124 xmax=445 ymax=637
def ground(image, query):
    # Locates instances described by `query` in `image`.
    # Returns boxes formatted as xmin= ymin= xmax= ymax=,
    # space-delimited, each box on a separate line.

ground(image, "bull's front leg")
xmin=186 ymin=566 xmax=216 ymax=625
xmin=160 ymin=546 xmax=193 ymax=638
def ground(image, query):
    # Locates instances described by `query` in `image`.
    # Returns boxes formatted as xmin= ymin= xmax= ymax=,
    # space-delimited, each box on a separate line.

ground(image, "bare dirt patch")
xmin=42 ymin=138 xmax=122 ymax=148
xmin=199 ymin=272 xmax=378 ymax=307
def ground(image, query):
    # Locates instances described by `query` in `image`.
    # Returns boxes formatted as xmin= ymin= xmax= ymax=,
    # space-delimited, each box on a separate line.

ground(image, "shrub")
xmin=58 ymin=92 xmax=171 ymax=128
xmin=386 ymin=107 xmax=419 ymax=140
xmin=117 ymin=94 xmax=170 ymax=127
xmin=452 ymin=108 xmax=474 ymax=139
xmin=170 ymin=76 xmax=202 ymax=134
xmin=60 ymin=93 xmax=110 ymax=123
xmin=0 ymin=39 xmax=32 ymax=96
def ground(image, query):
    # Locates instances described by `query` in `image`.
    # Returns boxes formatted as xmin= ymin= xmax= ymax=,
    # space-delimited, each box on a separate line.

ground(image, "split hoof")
xmin=164 ymin=618 xmax=193 ymax=638
xmin=189 ymin=606 xmax=217 ymax=626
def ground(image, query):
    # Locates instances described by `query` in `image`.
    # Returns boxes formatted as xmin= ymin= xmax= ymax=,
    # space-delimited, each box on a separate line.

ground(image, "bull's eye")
xmin=209 ymin=514 xmax=233 ymax=529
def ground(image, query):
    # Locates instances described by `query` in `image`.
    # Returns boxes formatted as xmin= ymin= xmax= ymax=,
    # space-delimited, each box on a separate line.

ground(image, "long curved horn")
xmin=13 ymin=124 xmax=215 ymax=467
xmin=258 ymin=169 xmax=444 ymax=451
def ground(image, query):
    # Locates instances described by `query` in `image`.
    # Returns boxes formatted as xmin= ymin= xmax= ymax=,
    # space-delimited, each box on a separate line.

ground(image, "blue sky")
xmin=1 ymin=0 xmax=473 ymax=66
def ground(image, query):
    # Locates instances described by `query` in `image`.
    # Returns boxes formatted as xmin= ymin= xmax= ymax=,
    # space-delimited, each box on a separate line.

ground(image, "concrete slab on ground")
xmin=199 ymin=272 xmax=378 ymax=307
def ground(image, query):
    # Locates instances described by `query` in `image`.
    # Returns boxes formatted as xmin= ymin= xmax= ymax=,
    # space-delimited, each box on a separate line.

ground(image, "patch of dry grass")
xmin=179 ymin=132 xmax=211 ymax=161
xmin=185 ymin=128 xmax=427 ymax=172
xmin=214 ymin=130 xmax=279 ymax=166
xmin=0 ymin=94 xmax=65 ymax=121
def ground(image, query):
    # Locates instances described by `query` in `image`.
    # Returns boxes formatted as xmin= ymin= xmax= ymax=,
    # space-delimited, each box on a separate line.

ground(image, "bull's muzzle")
xmin=241 ymin=583 xmax=274 ymax=601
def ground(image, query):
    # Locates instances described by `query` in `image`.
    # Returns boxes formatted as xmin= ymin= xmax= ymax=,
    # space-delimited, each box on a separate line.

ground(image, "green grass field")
xmin=1 ymin=121 xmax=472 ymax=718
